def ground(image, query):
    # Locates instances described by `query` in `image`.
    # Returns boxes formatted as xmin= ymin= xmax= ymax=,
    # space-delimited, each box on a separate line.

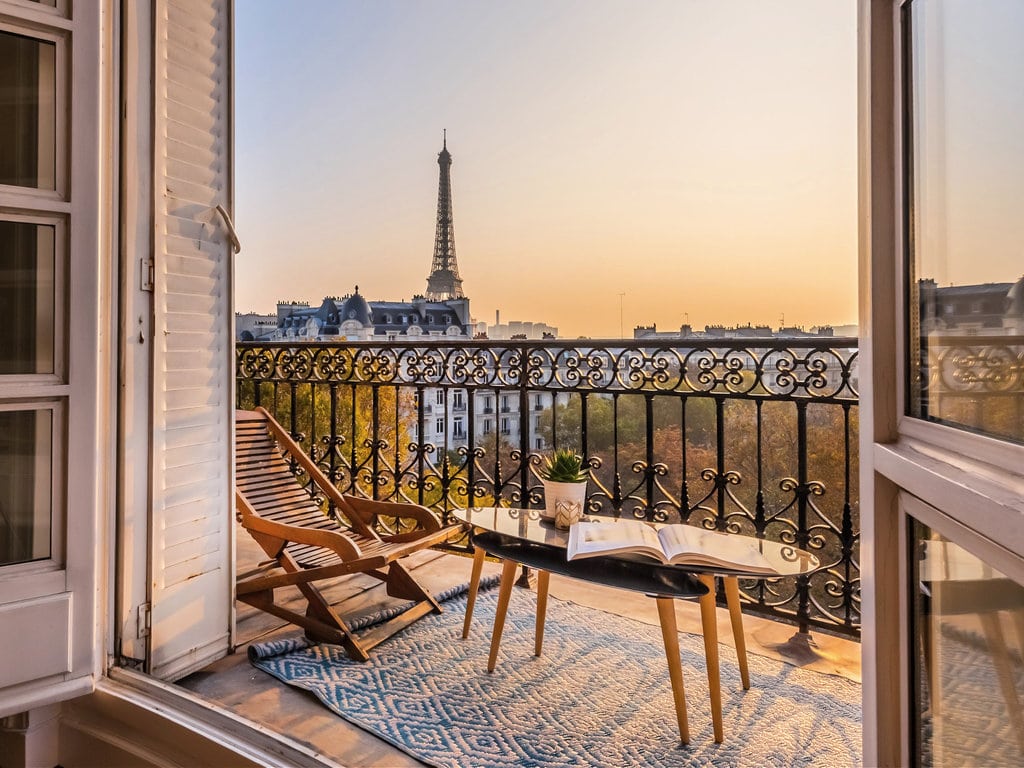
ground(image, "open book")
xmin=567 ymin=520 xmax=778 ymax=575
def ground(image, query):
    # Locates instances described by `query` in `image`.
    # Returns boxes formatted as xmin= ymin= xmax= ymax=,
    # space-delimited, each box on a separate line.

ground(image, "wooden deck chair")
xmin=235 ymin=407 xmax=462 ymax=661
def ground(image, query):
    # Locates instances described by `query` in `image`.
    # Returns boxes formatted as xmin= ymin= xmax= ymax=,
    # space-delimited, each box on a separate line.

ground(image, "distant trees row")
xmin=238 ymin=381 xmax=858 ymax=542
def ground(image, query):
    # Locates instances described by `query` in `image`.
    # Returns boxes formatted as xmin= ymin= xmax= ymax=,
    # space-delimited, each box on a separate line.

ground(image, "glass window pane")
xmin=912 ymin=520 xmax=1024 ymax=766
xmin=0 ymin=30 xmax=56 ymax=189
xmin=905 ymin=1 xmax=1024 ymax=444
xmin=0 ymin=221 xmax=55 ymax=375
xmin=0 ymin=409 xmax=52 ymax=566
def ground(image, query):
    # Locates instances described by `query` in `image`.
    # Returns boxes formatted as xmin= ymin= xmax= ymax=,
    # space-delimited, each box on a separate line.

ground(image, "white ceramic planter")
xmin=541 ymin=479 xmax=588 ymax=530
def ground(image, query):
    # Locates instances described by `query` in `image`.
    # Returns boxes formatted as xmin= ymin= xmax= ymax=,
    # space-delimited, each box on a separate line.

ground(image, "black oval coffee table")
xmin=453 ymin=507 xmax=820 ymax=744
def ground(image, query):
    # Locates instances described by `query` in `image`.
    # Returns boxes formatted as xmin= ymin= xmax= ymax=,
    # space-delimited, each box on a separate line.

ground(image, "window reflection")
xmin=905 ymin=1 xmax=1024 ymax=443
xmin=912 ymin=520 xmax=1024 ymax=766
xmin=0 ymin=409 xmax=52 ymax=566
xmin=0 ymin=221 xmax=56 ymax=375
xmin=0 ymin=31 xmax=56 ymax=189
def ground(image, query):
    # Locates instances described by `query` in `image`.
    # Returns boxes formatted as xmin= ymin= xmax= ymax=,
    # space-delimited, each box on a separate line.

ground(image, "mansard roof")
xmin=337 ymin=291 xmax=372 ymax=326
xmin=277 ymin=293 xmax=469 ymax=336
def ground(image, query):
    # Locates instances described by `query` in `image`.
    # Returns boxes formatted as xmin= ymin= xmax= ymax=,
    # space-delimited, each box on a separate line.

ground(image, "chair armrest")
xmin=383 ymin=523 xmax=464 ymax=545
xmin=243 ymin=514 xmax=362 ymax=562
xmin=342 ymin=495 xmax=442 ymax=534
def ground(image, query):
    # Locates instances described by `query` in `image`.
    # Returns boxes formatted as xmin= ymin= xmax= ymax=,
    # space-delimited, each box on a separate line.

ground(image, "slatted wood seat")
xmin=235 ymin=407 xmax=462 ymax=661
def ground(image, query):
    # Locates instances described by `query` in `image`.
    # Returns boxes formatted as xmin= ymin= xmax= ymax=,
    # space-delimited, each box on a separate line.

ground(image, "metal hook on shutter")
xmin=214 ymin=204 xmax=242 ymax=254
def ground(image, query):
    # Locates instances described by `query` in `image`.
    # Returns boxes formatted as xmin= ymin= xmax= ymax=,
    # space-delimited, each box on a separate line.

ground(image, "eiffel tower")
xmin=425 ymin=131 xmax=465 ymax=301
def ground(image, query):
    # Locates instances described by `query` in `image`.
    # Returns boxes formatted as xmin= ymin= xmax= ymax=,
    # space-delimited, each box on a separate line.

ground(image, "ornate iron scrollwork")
xmin=238 ymin=337 xmax=861 ymax=636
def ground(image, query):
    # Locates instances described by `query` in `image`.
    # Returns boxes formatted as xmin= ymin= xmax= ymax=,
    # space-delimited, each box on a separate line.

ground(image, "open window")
xmin=0 ymin=2 xmax=104 ymax=713
xmin=860 ymin=1 xmax=1024 ymax=763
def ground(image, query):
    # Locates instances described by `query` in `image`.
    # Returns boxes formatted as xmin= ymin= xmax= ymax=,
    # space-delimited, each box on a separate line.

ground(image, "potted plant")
xmin=539 ymin=449 xmax=589 ymax=530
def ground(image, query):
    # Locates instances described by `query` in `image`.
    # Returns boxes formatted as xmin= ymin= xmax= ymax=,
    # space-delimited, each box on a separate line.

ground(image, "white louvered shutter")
xmin=149 ymin=0 xmax=234 ymax=681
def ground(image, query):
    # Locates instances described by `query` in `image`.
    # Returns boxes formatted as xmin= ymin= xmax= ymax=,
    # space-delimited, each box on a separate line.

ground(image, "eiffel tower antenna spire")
xmin=425 ymin=132 xmax=464 ymax=301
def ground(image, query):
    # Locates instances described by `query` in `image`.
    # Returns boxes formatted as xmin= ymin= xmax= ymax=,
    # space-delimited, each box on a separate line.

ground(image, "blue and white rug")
xmin=249 ymin=583 xmax=861 ymax=767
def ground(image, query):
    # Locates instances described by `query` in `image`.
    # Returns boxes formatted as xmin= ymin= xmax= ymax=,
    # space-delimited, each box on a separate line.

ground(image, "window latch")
xmin=137 ymin=602 xmax=151 ymax=638
xmin=140 ymin=256 xmax=154 ymax=292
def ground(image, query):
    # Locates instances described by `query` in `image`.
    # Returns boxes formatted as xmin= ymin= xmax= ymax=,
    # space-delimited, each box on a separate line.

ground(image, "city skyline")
xmin=235 ymin=1 xmax=859 ymax=338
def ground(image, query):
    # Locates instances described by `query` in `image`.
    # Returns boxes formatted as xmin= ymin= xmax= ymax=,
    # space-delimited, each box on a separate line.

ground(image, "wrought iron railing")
xmin=237 ymin=338 xmax=860 ymax=637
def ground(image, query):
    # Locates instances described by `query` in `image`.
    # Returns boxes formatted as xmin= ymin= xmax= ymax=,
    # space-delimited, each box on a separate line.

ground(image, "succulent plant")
xmin=539 ymin=448 xmax=589 ymax=483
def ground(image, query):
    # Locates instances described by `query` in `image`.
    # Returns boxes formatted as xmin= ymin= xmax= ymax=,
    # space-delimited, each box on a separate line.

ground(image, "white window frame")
xmin=0 ymin=18 xmax=68 ymax=203
xmin=0 ymin=399 xmax=65 ymax=579
xmin=0 ymin=213 xmax=67 ymax=389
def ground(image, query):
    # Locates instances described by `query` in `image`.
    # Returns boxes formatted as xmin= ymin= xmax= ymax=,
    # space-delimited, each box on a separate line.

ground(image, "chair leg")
xmin=386 ymin=560 xmax=442 ymax=612
xmin=237 ymin=590 xmax=356 ymax=653
xmin=463 ymin=543 xmax=487 ymax=639
xmin=656 ymin=597 xmax=690 ymax=745
xmin=273 ymin=551 xmax=371 ymax=662
xmin=535 ymin=570 xmax=550 ymax=657
xmin=487 ymin=558 xmax=520 ymax=673
xmin=723 ymin=576 xmax=750 ymax=690
xmin=698 ymin=573 xmax=724 ymax=743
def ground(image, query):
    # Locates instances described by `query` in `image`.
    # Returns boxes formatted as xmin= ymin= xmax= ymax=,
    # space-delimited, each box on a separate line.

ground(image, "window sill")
xmin=874 ymin=434 xmax=1024 ymax=556
xmin=99 ymin=667 xmax=334 ymax=767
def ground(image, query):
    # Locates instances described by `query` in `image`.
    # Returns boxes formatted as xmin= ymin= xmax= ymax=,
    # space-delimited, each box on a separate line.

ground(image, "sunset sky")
xmin=235 ymin=1 xmax=858 ymax=338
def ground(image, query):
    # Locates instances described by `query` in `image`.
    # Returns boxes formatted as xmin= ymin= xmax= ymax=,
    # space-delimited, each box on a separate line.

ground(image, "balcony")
xmin=209 ymin=337 xmax=866 ymax=763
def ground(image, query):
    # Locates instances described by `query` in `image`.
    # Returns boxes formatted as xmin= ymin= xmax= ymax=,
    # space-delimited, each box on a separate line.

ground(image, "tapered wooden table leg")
xmin=698 ymin=573 xmax=724 ymax=743
xmin=535 ymin=570 xmax=550 ymax=656
xmin=487 ymin=558 xmax=520 ymax=673
xmin=723 ymin=576 xmax=750 ymax=690
xmin=462 ymin=542 xmax=487 ymax=639
xmin=656 ymin=597 xmax=690 ymax=744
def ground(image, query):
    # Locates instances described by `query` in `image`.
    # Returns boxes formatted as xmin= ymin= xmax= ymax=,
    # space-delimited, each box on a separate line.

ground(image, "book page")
xmin=568 ymin=520 xmax=664 ymax=561
xmin=658 ymin=525 xmax=775 ymax=572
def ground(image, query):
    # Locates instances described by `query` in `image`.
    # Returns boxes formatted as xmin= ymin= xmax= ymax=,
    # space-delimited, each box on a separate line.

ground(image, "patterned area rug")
xmin=249 ymin=584 xmax=861 ymax=767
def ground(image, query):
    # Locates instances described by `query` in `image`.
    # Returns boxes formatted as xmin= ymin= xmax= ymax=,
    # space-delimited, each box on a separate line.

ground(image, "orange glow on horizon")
xmin=235 ymin=1 xmax=859 ymax=338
